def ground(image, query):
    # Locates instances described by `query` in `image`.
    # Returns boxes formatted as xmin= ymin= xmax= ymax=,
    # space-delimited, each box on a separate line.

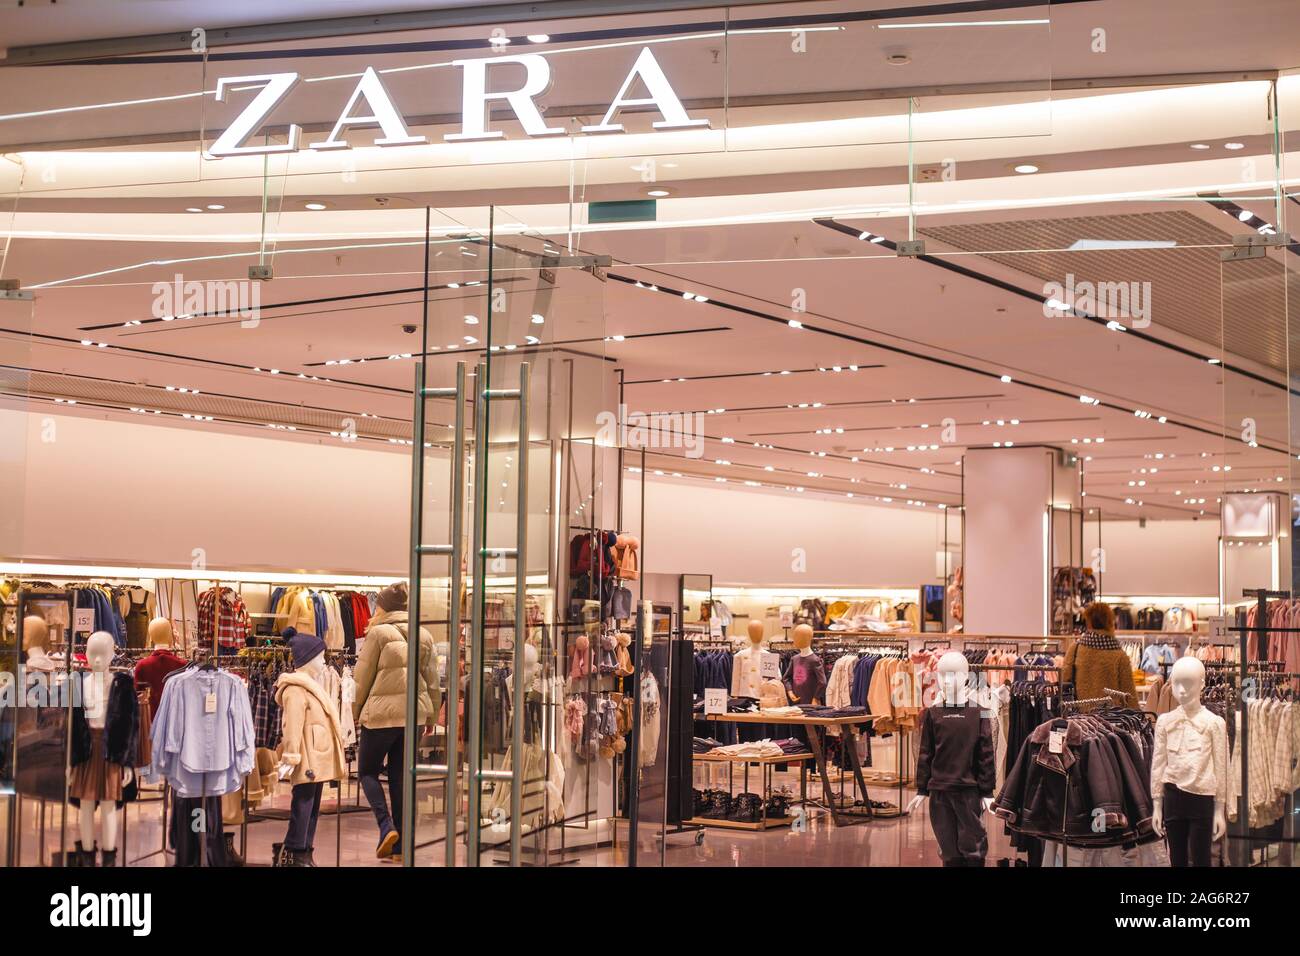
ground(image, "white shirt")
xmin=731 ymin=647 xmax=778 ymax=699
xmin=1152 ymin=705 xmax=1228 ymax=806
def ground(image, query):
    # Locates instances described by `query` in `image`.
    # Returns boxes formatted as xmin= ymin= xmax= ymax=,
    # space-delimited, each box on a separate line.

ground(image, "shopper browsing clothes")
xmin=352 ymin=582 xmax=440 ymax=861
xmin=1062 ymin=602 xmax=1138 ymax=706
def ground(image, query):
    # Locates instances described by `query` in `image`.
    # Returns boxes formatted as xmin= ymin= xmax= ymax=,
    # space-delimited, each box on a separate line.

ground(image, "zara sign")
xmin=206 ymin=46 xmax=708 ymax=158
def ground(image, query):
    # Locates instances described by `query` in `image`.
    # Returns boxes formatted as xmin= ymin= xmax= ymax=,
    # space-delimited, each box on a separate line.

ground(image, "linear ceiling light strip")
xmin=605 ymin=270 xmax=1292 ymax=457
xmin=813 ymin=217 xmax=1299 ymax=399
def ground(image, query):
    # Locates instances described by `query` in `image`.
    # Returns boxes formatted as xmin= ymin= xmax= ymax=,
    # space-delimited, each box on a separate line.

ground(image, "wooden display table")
xmin=687 ymin=751 xmax=815 ymax=830
xmin=698 ymin=711 xmax=883 ymax=826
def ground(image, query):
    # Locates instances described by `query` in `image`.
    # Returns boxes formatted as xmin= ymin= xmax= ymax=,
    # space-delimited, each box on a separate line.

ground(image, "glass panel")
xmin=454 ymin=214 xmax=610 ymax=866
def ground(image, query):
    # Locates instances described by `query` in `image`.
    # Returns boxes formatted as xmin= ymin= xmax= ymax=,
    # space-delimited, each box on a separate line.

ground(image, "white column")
xmin=963 ymin=446 xmax=1079 ymax=636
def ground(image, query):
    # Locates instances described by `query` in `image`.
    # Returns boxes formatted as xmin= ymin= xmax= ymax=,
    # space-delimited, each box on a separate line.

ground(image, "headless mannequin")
xmin=1151 ymin=657 xmax=1227 ymax=865
xmin=907 ymin=654 xmax=994 ymax=814
xmin=72 ymin=631 xmax=133 ymax=862
xmin=23 ymin=615 xmax=54 ymax=672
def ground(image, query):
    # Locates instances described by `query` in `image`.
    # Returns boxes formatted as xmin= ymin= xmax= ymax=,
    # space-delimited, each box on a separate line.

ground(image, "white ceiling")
xmin=2 ymin=0 xmax=1299 ymax=526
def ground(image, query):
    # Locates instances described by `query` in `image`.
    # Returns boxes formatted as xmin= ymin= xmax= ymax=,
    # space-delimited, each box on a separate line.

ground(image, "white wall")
xmin=1 ymin=406 xmax=1232 ymax=603
xmin=623 ymin=474 xmax=955 ymax=586
xmin=2 ymin=407 xmax=414 ymax=574
xmin=1084 ymin=518 xmax=1220 ymax=597
xmin=962 ymin=447 xmax=1055 ymax=635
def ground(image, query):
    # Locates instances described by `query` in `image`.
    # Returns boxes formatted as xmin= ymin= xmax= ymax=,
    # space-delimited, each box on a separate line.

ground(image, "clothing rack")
xmin=1061 ymin=695 xmax=1114 ymax=713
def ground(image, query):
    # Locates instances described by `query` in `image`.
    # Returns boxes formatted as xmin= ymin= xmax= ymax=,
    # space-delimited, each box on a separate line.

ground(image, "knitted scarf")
xmin=1076 ymin=630 xmax=1121 ymax=651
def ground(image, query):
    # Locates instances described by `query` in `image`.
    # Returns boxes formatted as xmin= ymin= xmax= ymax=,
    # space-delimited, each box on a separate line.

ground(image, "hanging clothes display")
xmin=145 ymin=664 xmax=255 ymax=797
xmin=994 ymin=706 xmax=1156 ymax=849
xmin=196 ymin=587 xmax=253 ymax=654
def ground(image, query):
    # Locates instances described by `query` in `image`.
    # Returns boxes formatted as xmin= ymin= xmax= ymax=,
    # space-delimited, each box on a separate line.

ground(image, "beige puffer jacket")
xmin=275 ymin=671 xmax=346 ymax=786
xmin=352 ymin=610 xmax=440 ymax=730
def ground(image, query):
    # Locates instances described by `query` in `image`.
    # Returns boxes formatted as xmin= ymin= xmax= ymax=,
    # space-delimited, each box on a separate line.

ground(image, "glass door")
xmin=410 ymin=215 xmax=612 ymax=866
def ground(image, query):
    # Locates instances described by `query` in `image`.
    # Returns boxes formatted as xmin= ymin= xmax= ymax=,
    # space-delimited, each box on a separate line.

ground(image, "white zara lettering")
xmin=446 ymin=53 xmax=563 ymax=141
xmin=205 ymin=47 xmax=706 ymax=158
xmin=206 ymin=73 xmax=300 ymax=158
xmin=581 ymin=46 xmax=710 ymax=133
xmin=310 ymin=66 xmax=425 ymax=150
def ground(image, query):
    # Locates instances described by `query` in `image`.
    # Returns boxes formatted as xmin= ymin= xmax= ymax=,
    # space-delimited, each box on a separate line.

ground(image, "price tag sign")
xmin=779 ymin=606 xmax=794 ymax=628
xmin=704 ymin=688 xmax=727 ymax=716
xmin=73 ymin=608 xmax=95 ymax=633
xmin=760 ymin=655 xmax=781 ymax=679
xmin=1208 ymin=616 xmax=1228 ymax=640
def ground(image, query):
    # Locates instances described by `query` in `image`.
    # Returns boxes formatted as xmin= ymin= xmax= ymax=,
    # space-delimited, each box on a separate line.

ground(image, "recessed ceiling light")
xmin=185 ymin=207 xmax=202 ymax=213
xmin=205 ymin=203 xmax=225 ymax=210
xmin=646 ymin=188 xmax=671 ymax=198
xmin=1013 ymin=164 xmax=1039 ymax=174
xmin=1237 ymin=209 xmax=1254 ymax=222
xmin=526 ymin=33 xmax=550 ymax=43
xmin=1224 ymin=142 xmax=1245 ymax=150
xmin=1190 ymin=143 xmax=1210 ymax=150
xmin=464 ymin=314 xmax=479 ymax=325
xmin=531 ymin=313 xmax=545 ymax=324
xmin=304 ymin=201 xmax=327 ymax=211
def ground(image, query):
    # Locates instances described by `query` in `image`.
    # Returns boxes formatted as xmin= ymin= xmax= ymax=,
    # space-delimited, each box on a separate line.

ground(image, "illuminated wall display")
xmin=206 ymin=46 xmax=709 ymax=158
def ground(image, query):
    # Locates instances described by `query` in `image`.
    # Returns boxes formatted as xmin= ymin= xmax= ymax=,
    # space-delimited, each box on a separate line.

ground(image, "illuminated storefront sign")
xmin=206 ymin=46 xmax=708 ymax=158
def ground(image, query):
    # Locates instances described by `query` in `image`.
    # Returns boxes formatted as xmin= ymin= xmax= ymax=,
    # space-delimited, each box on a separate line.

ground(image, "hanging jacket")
xmin=352 ymin=609 xmax=440 ymax=729
xmin=275 ymin=671 xmax=347 ymax=786
xmin=71 ymin=671 xmax=140 ymax=768
xmin=994 ymin=712 xmax=1155 ymax=847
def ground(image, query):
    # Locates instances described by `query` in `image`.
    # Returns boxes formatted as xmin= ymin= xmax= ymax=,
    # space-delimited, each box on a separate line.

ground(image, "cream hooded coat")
xmin=275 ymin=671 xmax=347 ymax=787
xmin=352 ymin=610 xmax=440 ymax=730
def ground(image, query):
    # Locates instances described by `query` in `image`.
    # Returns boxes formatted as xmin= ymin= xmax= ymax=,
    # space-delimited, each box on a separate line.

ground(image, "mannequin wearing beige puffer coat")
xmin=275 ymin=671 xmax=347 ymax=786
xmin=352 ymin=610 xmax=441 ymax=729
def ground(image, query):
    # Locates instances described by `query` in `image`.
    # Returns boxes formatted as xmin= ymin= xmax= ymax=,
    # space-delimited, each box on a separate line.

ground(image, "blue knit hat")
xmin=283 ymin=627 xmax=326 ymax=669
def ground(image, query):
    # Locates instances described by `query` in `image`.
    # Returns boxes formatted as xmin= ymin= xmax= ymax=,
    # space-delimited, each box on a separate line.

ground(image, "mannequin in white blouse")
xmin=1151 ymin=657 xmax=1227 ymax=856
xmin=732 ymin=620 xmax=778 ymax=699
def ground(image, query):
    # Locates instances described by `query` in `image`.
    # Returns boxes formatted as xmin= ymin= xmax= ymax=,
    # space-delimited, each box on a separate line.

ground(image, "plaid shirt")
xmin=249 ymin=672 xmax=282 ymax=750
xmin=197 ymin=587 xmax=253 ymax=653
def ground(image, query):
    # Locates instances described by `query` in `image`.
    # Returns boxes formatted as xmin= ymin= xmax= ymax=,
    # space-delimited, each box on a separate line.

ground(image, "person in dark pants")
xmin=358 ymin=726 xmax=405 ymax=856
xmin=352 ymin=583 xmax=440 ymax=860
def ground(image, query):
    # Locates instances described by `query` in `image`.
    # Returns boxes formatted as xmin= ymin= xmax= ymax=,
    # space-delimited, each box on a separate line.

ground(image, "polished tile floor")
xmin=6 ymin=770 xmax=1046 ymax=868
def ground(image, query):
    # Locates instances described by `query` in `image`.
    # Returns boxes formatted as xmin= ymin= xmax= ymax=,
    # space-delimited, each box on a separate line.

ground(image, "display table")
xmin=699 ymin=711 xmax=882 ymax=826
xmin=687 ymin=751 xmax=815 ymax=830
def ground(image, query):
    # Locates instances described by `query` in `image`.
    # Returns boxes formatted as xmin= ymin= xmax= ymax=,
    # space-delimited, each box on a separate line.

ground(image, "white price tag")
xmin=1208 ymin=615 xmax=1228 ymax=640
xmin=73 ymin=608 xmax=95 ymax=633
xmin=1048 ymin=730 xmax=1065 ymax=754
xmin=779 ymin=606 xmax=794 ymax=628
xmin=709 ymin=617 xmax=723 ymax=637
xmin=760 ymin=655 xmax=780 ymax=680
xmin=704 ymin=688 xmax=727 ymax=716
xmin=204 ymin=693 xmax=217 ymax=715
